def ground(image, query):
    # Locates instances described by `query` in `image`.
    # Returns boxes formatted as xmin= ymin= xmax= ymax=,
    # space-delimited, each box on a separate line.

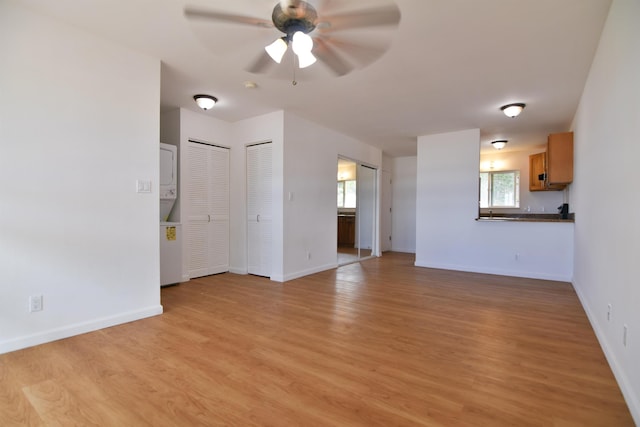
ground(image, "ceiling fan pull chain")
xmin=292 ymin=52 xmax=297 ymax=85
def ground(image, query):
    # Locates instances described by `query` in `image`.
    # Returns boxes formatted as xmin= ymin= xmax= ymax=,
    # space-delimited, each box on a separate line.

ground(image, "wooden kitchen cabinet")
xmin=547 ymin=132 xmax=573 ymax=185
xmin=529 ymin=152 xmax=546 ymax=191
xmin=337 ymin=215 xmax=355 ymax=247
xmin=528 ymin=132 xmax=573 ymax=192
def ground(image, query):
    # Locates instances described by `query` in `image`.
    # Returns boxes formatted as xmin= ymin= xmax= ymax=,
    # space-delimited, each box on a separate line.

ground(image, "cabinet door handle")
xmin=257 ymin=214 xmax=260 ymax=223
xmin=208 ymin=214 xmax=211 ymax=223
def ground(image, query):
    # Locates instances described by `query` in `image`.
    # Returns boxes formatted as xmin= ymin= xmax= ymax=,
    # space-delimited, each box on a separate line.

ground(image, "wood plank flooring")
xmin=0 ymin=252 xmax=633 ymax=426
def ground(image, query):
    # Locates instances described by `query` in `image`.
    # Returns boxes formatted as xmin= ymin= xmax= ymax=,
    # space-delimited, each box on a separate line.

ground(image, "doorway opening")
xmin=337 ymin=157 xmax=377 ymax=266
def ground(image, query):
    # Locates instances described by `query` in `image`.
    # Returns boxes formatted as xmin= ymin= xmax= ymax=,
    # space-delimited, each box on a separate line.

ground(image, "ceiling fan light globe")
xmin=291 ymin=31 xmax=313 ymax=54
xmin=297 ymin=51 xmax=316 ymax=68
xmin=265 ymin=38 xmax=288 ymax=63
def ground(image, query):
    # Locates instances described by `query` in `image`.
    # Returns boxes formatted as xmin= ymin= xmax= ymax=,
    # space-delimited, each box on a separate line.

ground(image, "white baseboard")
xmin=390 ymin=247 xmax=416 ymax=254
xmin=572 ymin=279 xmax=640 ymax=425
xmin=228 ymin=267 xmax=247 ymax=275
xmin=413 ymin=260 xmax=572 ymax=282
xmin=0 ymin=305 xmax=163 ymax=355
xmin=282 ymin=262 xmax=338 ymax=282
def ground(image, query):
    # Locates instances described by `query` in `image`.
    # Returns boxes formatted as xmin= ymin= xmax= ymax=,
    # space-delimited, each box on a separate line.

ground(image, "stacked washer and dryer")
xmin=159 ymin=143 xmax=182 ymax=286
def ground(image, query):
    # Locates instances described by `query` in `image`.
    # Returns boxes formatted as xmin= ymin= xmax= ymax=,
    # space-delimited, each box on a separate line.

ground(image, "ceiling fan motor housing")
xmin=272 ymin=0 xmax=317 ymax=38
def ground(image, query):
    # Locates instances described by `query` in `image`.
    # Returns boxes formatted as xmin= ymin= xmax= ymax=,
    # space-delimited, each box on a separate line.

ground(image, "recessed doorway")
xmin=337 ymin=157 xmax=377 ymax=266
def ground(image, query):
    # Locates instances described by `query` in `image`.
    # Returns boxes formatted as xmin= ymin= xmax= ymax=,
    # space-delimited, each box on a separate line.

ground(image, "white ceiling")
xmin=20 ymin=0 xmax=612 ymax=157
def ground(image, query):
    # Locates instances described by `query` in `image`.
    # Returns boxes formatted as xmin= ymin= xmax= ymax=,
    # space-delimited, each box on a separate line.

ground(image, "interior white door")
xmin=185 ymin=141 xmax=229 ymax=279
xmin=247 ymin=143 xmax=272 ymax=277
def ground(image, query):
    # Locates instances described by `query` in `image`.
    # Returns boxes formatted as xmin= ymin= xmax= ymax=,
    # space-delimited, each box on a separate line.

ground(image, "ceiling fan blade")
xmin=184 ymin=7 xmax=273 ymax=28
xmin=314 ymin=38 xmax=352 ymax=76
xmin=321 ymin=37 xmax=387 ymax=68
xmin=246 ymin=50 xmax=276 ymax=74
xmin=319 ymin=5 xmax=401 ymax=32
xmin=313 ymin=0 xmax=335 ymax=15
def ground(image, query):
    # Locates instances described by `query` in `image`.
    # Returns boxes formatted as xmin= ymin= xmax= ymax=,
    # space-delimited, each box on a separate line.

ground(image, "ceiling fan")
xmin=184 ymin=0 xmax=401 ymax=77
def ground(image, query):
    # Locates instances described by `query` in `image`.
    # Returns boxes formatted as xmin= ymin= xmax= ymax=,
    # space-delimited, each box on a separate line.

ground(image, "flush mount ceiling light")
xmin=501 ymin=103 xmax=526 ymax=118
xmin=491 ymin=140 xmax=508 ymax=150
xmin=193 ymin=94 xmax=217 ymax=110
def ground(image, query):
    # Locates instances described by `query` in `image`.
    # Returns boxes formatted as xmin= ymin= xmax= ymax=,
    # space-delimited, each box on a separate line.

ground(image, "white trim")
xmin=413 ymin=260 xmax=573 ymax=283
xmin=390 ymin=248 xmax=416 ymax=255
xmin=187 ymin=138 xmax=230 ymax=150
xmin=0 ymin=305 xmax=163 ymax=355
xmin=281 ymin=262 xmax=339 ymax=282
xmin=572 ymin=279 xmax=640 ymax=425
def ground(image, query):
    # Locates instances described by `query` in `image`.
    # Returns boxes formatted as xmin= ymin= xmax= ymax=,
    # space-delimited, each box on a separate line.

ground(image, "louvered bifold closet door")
xmin=246 ymin=143 xmax=272 ymax=277
xmin=207 ymin=146 xmax=230 ymax=275
xmin=186 ymin=141 xmax=230 ymax=279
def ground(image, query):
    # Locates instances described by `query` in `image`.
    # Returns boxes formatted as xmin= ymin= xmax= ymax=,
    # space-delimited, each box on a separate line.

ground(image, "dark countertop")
xmin=476 ymin=213 xmax=574 ymax=223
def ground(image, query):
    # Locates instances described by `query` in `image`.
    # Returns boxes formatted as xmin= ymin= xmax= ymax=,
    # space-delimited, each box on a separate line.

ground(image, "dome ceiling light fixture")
xmin=501 ymin=103 xmax=526 ymax=118
xmin=491 ymin=140 xmax=508 ymax=150
xmin=194 ymin=94 xmax=217 ymax=110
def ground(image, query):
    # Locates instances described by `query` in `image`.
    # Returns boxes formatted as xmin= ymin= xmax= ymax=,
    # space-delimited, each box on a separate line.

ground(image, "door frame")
xmin=336 ymin=155 xmax=380 ymax=265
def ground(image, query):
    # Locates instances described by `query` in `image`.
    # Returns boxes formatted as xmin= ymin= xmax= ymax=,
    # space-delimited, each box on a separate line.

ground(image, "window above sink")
xmin=480 ymin=170 xmax=520 ymax=209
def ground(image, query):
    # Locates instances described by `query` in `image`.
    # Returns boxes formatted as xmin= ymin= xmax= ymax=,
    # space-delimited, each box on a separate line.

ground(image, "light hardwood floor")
xmin=0 ymin=252 xmax=633 ymax=426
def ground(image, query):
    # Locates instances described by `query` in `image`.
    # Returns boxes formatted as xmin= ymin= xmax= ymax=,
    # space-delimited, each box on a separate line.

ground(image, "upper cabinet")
xmin=529 ymin=152 xmax=547 ymax=191
xmin=547 ymin=132 xmax=573 ymax=185
xmin=529 ymin=132 xmax=574 ymax=191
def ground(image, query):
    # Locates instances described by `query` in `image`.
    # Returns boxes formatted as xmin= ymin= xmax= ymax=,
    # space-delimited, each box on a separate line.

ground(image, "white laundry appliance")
xmin=160 ymin=222 xmax=182 ymax=286
xmin=159 ymin=143 xmax=182 ymax=286
xmin=160 ymin=143 xmax=178 ymax=221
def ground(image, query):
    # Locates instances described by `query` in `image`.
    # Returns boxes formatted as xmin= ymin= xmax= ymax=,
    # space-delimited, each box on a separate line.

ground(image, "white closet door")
xmin=186 ymin=141 xmax=229 ymax=279
xmin=247 ymin=143 xmax=272 ymax=277
xmin=207 ymin=146 xmax=230 ymax=274
xmin=186 ymin=143 xmax=210 ymax=278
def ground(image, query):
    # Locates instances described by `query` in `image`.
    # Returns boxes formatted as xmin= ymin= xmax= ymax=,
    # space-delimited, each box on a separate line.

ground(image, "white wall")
xmin=160 ymin=109 xmax=181 ymax=151
xmin=415 ymin=129 xmax=573 ymax=281
xmin=391 ymin=156 xmax=417 ymax=253
xmin=282 ymin=112 xmax=382 ymax=281
xmin=571 ymin=0 xmax=640 ymax=422
xmin=161 ymin=109 xmax=382 ymax=282
xmin=0 ymin=3 xmax=162 ymax=353
xmin=480 ymin=148 xmax=566 ymax=214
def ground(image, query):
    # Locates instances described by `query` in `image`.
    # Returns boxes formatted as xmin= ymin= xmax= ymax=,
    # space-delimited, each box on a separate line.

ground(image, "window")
xmin=480 ymin=170 xmax=520 ymax=208
xmin=337 ymin=180 xmax=356 ymax=208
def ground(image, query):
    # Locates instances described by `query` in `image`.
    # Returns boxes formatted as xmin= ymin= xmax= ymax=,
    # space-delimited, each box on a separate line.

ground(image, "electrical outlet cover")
xmin=29 ymin=295 xmax=43 ymax=312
